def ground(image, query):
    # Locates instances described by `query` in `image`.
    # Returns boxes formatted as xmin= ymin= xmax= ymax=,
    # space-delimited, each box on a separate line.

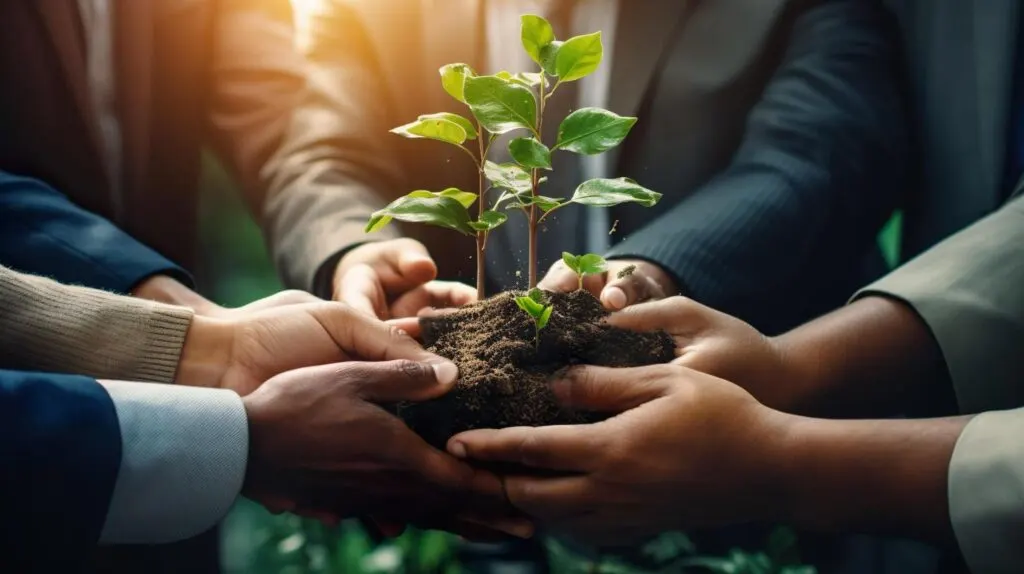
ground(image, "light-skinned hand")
xmin=538 ymin=258 xmax=676 ymax=311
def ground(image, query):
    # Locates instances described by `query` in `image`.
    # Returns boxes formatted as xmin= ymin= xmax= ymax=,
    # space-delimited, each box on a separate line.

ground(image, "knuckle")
xmin=516 ymin=433 xmax=544 ymax=467
xmin=394 ymin=359 xmax=431 ymax=380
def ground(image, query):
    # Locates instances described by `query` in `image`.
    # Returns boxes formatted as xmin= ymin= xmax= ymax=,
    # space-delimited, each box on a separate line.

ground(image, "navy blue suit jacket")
xmin=0 ymin=171 xmax=190 ymax=293
xmin=0 ymin=370 xmax=120 ymax=572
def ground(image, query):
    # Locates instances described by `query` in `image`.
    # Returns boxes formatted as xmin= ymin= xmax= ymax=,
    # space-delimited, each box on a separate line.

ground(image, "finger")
xmin=337 ymin=264 xmax=387 ymax=318
xmin=601 ymin=274 xmax=665 ymax=311
xmin=501 ymin=475 xmax=593 ymax=520
xmin=372 ymin=238 xmax=437 ymax=296
xmin=550 ymin=365 xmax=676 ymax=412
xmin=238 ymin=289 xmax=322 ymax=312
xmin=448 ymin=425 xmax=604 ymax=473
xmin=390 ymin=280 xmax=477 ymax=318
xmin=387 ymin=426 xmax=497 ymax=494
xmin=457 ymin=513 xmax=535 ymax=539
xmin=537 ymin=261 xmax=578 ymax=293
xmin=345 ymin=360 xmax=459 ymax=402
xmin=386 ymin=316 xmax=422 ymax=339
xmin=604 ymin=296 xmax=705 ymax=333
xmin=309 ymin=303 xmax=452 ymax=367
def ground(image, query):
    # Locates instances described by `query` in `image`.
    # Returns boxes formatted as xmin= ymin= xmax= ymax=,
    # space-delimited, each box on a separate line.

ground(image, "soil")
xmin=397 ymin=289 xmax=676 ymax=450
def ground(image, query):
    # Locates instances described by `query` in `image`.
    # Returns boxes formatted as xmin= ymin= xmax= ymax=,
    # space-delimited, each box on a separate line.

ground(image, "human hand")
xmin=132 ymin=274 xmax=321 ymax=317
xmin=241 ymin=361 xmax=532 ymax=537
xmin=334 ymin=238 xmax=477 ymax=319
xmin=447 ymin=365 xmax=790 ymax=545
xmin=605 ymin=297 xmax=808 ymax=411
xmin=178 ymin=301 xmax=449 ymax=396
xmin=538 ymin=258 xmax=676 ymax=311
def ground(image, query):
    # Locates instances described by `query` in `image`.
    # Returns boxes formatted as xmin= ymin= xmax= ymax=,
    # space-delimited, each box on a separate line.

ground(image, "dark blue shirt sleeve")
xmin=0 ymin=171 xmax=193 ymax=293
xmin=0 ymin=370 xmax=121 ymax=572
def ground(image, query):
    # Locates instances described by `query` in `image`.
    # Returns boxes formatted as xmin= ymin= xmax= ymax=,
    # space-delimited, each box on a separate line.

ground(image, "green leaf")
xmin=407 ymin=187 xmax=477 ymax=208
xmin=439 ymin=63 xmax=475 ymax=104
xmin=468 ymin=210 xmax=508 ymax=231
xmin=515 ymin=295 xmax=545 ymax=317
xmin=540 ymin=41 xmax=563 ymax=76
xmin=528 ymin=287 xmax=546 ymax=303
xmin=521 ymin=15 xmax=555 ymax=65
xmin=517 ymin=72 xmax=546 ymax=87
xmin=537 ymin=305 xmax=553 ymax=330
xmin=484 ymin=160 xmax=532 ymax=194
xmin=555 ymin=107 xmax=636 ymax=154
xmin=426 ymin=112 xmax=477 ymax=139
xmin=365 ymin=194 xmax=474 ymax=235
xmin=464 ymin=75 xmax=537 ymax=134
xmin=509 ymin=137 xmax=552 ymax=169
xmin=577 ymin=253 xmax=608 ymax=275
xmin=561 ymin=252 xmax=580 ymax=272
xmin=390 ymin=113 xmax=472 ymax=145
xmin=555 ymin=32 xmax=603 ymax=82
xmin=508 ymin=195 xmax=563 ymax=212
xmin=570 ymin=177 xmax=662 ymax=207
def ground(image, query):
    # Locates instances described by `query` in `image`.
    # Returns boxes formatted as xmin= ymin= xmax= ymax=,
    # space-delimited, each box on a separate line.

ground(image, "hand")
xmin=178 ymin=301 xmax=449 ymax=396
xmin=133 ymin=274 xmax=321 ymax=317
xmin=447 ymin=365 xmax=789 ymax=545
xmin=334 ymin=238 xmax=477 ymax=319
xmin=605 ymin=297 xmax=806 ymax=411
xmin=538 ymin=258 xmax=676 ymax=311
xmin=241 ymin=361 xmax=532 ymax=537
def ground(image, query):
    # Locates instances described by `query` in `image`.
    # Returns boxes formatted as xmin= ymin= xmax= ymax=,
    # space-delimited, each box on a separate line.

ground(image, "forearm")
xmin=771 ymin=295 xmax=952 ymax=418
xmin=771 ymin=412 xmax=969 ymax=545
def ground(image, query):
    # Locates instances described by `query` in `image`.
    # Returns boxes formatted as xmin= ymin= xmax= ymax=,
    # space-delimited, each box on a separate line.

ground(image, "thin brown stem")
xmin=527 ymin=73 xmax=548 ymax=289
xmin=475 ymin=121 xmax=487 ymax=300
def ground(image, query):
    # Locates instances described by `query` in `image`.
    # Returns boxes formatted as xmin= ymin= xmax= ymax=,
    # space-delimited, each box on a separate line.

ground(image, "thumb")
xmin=309 ymin=303 xmax=446 ymax=364
xmin=605 ymin=296 xmax=701 ymax=332
xmin=392 ymin=241 xmax=437 ymax=287
xmin=348 ymin=359 xmax=459 ymax=403
xmin=551 ymin=365 xmax=675 ymax=413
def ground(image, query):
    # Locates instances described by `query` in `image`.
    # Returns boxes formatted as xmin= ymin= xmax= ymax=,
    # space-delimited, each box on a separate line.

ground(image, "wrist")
xmin=177 ymin=315 xmax=236 ymax=388
xmin=767 ymin=332 xmax=824 ymax=414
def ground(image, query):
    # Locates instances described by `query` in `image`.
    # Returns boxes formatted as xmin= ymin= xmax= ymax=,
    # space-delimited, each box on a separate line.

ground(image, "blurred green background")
xmin=199 ymin=154 xmax=903 ymax=573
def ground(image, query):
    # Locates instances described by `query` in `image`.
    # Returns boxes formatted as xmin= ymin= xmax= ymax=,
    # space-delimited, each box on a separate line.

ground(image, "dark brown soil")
xmin=397 ymin=290 xmax=676 ymax=449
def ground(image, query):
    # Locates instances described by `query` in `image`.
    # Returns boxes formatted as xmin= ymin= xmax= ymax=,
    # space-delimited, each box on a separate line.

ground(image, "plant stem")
xmin=528 ymin=73 xmax=548 ymax=289
xmin=475 ymin=121 xmax=487 ymax=301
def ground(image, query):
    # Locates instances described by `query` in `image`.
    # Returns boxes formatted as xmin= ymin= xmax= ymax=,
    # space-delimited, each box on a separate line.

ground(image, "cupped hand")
xmin=333 ymin=238 xmax=477 ymax=319
xmin=605 ymin=297 xmax=804 ymax=411
xmin=241 ymin=361 xmax=531 ymax=537
xmin=538 ymin=258 xmax=676 ymax=311
xmin=446 ymin=364 xmax=790 ymax=545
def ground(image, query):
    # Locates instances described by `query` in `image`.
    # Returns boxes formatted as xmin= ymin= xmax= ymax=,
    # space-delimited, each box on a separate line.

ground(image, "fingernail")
xmin=432 ymin=361 xmax=459 ymax=385
xmin=604 ymin=287 xmax=627 ymax=310
xmin=448 ymin=440 xmax=467 ymax=458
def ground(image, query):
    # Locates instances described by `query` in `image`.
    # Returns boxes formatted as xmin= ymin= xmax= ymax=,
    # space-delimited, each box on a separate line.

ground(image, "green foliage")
xmin=509 ymin=136 xmax=553 ymax=169
xmin=365 ymin=190 xmax=476 ymax=235
xmin=469 ymin=210 xmax=508 ymax=232
xmin=571 ymin=177 xmax=662 ymax=207
xmin=485 ymin=160 xmax=533 ymax=194
xmin=556 ymin=107 xmax=637 ymax=154
xmin=390 ymin=112 xmax=477 ymax=145
xmin=562 ymin=252 xmax=608 ymax=290
xmin=521 ymin=14 xmax=556 ymax=65
xmin=464 ymin=75 xmax=538 ymax=135
xmin=554 ymin=31 xmax=603 ymax=81
xmin=515 ymin=288 xmax=553 ymax=348
xmin=440 ymin=63 xmax=475 ymax=103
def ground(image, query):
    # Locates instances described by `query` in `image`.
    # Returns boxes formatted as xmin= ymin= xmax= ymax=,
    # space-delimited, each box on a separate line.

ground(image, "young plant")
xmin=515 ymin=288 xmax=553 ymax=349
xmin=366 ymin=13 xmax=663 ymax=296
xmin=561 ymin=252 xmax=607 ymax=291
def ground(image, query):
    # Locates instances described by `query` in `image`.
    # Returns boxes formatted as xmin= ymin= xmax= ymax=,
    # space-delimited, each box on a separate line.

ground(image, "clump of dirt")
xmin=398 ymin=290 xmax=675 ymax=449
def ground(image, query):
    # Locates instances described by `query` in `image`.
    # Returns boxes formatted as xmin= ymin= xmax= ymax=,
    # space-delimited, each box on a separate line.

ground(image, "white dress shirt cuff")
xmin=98 ymin=381 xmax=248 ymax=544
xmin=948 ymin=408 xmax=1024 ymax=574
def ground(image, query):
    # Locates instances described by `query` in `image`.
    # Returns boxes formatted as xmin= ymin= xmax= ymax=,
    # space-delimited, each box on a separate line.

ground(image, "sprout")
xmin=561 ymin=252 xmax=608 ymax=291
xmin=515 ymin=288 xmax=553 ymax=349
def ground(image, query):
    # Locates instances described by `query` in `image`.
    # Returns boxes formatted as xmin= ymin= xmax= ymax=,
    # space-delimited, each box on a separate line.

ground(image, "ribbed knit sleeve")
xmin=0 ymin=265 xmax=194 ymax=382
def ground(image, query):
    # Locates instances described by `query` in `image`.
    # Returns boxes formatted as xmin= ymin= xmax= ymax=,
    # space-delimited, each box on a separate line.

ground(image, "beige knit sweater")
xmin=0 ymin=265 xmax=194 ymax=382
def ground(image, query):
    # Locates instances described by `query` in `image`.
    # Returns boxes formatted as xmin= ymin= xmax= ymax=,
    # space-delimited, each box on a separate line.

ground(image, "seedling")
xmin=366 ymin=14 xmax=663 ymax=296
xmin=515 ymin=288 xmax=552 ymax=349
xmin=561 ymin=252 xmax=608 ymax=291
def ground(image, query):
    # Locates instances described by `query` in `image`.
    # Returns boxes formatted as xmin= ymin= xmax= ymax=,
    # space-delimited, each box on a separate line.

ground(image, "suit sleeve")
xmin=0 ymin=171 xmax=192 ymax=293
xmin=0 ymin=370 xmax=121 ymax=571
xmin=853 ymin=195 xmax=1024 ymax=415
xmin=947 ymin=408 xmax=1024 ymax=574
xmin=606 ymin=0 xmax=907 ymax=332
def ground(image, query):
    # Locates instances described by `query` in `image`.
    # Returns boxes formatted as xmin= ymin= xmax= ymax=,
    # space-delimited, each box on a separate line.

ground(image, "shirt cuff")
xmin=948 ymin=408 xmax=1024 ymax=574
xmin=97 ymin=381 xmax=248 ymax=544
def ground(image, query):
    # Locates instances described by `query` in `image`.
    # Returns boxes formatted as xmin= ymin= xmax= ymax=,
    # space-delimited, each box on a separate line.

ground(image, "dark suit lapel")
xmin=30 ymin=0 xmax=110 ymax=187
xmin=115 ymin=0 xmax=153 ymax=196
xmin=974 ymin=1 xmax=1019 ymax=204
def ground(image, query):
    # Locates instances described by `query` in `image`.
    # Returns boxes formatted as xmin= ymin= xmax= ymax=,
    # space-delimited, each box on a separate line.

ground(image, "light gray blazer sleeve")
xmin=948 ymin=408 xmax=1024 ymax=574
xmin=852 ymin=195 xmax=1024 ymax=414
xmin=97 ymin=381 xmax=249 ymax=544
